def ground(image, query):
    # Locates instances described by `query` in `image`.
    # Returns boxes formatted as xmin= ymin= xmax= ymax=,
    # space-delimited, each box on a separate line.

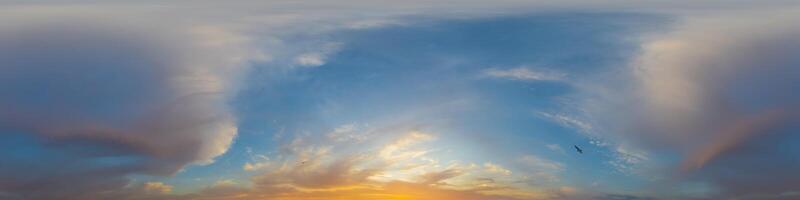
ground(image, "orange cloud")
xmin=205 ymin=128 xmax=565 ymax=200
xmin=116 ymin=127 xmax=571 ymax=200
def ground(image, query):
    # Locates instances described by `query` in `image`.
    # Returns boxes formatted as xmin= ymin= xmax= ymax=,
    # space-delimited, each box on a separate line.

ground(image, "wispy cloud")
xmin=537 ymin=112 xmax=593 ymax=134
xmin=484 ymin=67 xmax=566 ymax=81
xmin=546 ymin=144 xmax=566 ymax=154
xmin=607 ymin=145 xmax=649 ymax=175
xmin=484 ymin=163 xmax=513 ymax=176
xmin=143 ymin=182 xmax=173 ymax=194
xmin=204 ymin=124 xmax=568 ymax=200
xmin=517 ymin=155 xmax=564 ymax=183
xmin=519 ymin=155 xmax=563 ymax=172
xmin=293 ymin=42 xmax=342 ymax=67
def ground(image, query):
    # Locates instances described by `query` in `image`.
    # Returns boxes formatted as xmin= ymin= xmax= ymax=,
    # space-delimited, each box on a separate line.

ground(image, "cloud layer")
xmin=109 ymin=125 xmax=570 ymax=200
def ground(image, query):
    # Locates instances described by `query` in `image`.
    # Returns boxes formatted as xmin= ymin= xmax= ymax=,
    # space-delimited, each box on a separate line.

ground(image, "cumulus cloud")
xmin=636 ymin=8 xmax=800 ymax=165
xmin=0 ymin=9 xmax=256 ymax=199
xmin=633 ymin=11 xmax=800 ymax=166
xmin=578 ymin=8 xmax=800 ymax=197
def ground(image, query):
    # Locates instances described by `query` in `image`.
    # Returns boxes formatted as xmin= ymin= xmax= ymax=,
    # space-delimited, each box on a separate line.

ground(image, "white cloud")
xmin=243 ymin=161 xmax=270 ymax=171
xmin=538 ymin=112 xmax=593 ymax=134
xmin=379 ymin=131 xmax=435 ymax=161
xmin=515 ymin=155 xmax=564 ymax=183
xmin=346 ymin=19 xmax=405 ymax=29
xmin=294 ymin=53 xmax=326 ymax=66
xmin=483 ymin=163 xmax=512 ymax=176
xmin=614 ymin=146 xmax=648 ymax=165
xmin=606 ymin=145 xmax=649 ymax=175
xmin=546 ymin=144 xmax=566 ymax=154
xmin=519 ymin=155 xmax=564 ymax=172
xmin=484 ymin=67 xmax=566 ymax=81
xmin=293 ymin=42 xmax=342 ymax=67
xmin=326 ymin=123 xmax=371 ymax=142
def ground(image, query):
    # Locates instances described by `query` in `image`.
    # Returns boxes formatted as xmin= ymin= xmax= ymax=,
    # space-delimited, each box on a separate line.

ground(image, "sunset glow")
xmin=2 ymin=1 xmax=800 ymax=200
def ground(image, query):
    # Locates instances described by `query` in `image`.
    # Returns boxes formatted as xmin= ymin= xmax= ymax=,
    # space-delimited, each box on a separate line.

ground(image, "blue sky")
xmin=1 ymin=1 xmax=800 ymax=200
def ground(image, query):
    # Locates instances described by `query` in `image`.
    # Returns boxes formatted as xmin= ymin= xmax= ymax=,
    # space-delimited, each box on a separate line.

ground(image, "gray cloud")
xmin=0 ymin=11 xmax=253 ymax=199
xmin=578 ymin=9 xmax=800 ymax=197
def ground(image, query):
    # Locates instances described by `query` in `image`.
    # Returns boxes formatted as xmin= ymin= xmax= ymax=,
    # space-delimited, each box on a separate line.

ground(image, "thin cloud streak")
xmin=485 ymin=67 xmax=566 ymax=82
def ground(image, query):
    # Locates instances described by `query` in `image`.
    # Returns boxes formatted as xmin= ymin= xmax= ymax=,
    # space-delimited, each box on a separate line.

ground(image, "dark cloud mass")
xmin=583 ymin=10 xmax=800 ymax=197
xmin=0 ymin=14 xmax=248 ymax=199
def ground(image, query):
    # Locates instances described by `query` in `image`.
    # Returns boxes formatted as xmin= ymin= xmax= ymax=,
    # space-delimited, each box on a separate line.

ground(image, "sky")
xmin=1 ymin=1 xmax=800 ymax=200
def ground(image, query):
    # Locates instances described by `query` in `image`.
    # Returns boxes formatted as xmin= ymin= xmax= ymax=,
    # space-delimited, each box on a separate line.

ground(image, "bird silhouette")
xmin=574 ymin=145 xmax=583 ymax=154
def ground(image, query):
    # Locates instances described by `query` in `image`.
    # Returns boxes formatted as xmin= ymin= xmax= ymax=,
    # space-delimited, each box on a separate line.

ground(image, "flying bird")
xmin=574 ymin=145 xmax=583 ymax=154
